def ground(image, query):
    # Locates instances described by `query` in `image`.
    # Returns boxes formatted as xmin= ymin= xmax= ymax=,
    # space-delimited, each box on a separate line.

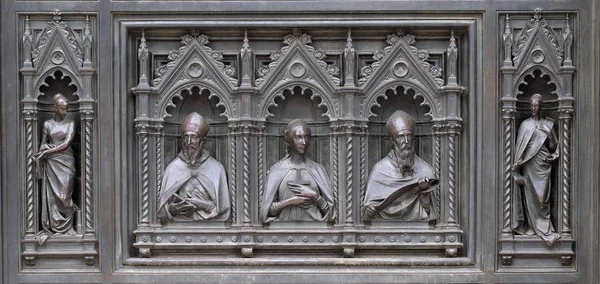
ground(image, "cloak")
xmin=364 ymin=151 xmax=436 ymax=220
xmin=260 ymin=157 xmax=335 ymax=223
xmin=158 ymin=149 xmax=230 ymax=221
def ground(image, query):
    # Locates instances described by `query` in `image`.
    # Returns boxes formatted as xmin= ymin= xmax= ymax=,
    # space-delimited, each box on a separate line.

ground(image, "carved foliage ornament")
xmin=153 ymin=33 xmax=237 ymax=87
xmin=31 ymin=12 xmax=84 ymax=68
xmin=256 ymin=31 xmax=340 ymax=87
xmin=358 ymin=29 xmax=444 ymax=87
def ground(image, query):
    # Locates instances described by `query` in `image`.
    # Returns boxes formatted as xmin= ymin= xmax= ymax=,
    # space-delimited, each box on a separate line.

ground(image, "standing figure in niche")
xmin=33 ymin=93 xmax=77 ymax=244
xmin=260 ymin=119 xmax=335 ymax=223
xmin=512 ymin=93 xmax=561 ymax=246
xmin=157 ymin=112 xmax=230 ymax=221
xmin=362 ymin=110 xmax=438 ymax=222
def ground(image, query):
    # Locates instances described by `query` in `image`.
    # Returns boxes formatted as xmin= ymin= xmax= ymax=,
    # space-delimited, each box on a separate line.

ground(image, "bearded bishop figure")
xmin=363 ymin=110 xmax=438 ymax=221
xmin=157 ymin=112 xmax=230 ymax=222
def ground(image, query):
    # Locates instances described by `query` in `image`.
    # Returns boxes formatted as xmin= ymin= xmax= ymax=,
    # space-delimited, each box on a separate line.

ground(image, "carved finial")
xmin=53 ymin=10 xmax=62 ymax=22
xmin=23 ymin=16 xmax=33 ymax=67
xmin=447 ymin=29 xmax=458 ymax=86
xmin=82 ymin=15 xmax=93 ymax=67
xmin=292 ymin=28 xmax=301 ymax=37
xmin=533 ymin=8 xmax=542 ymax=21
xmin=138 ymin=30 xmax=149 ymax=86
xmin=344 ymin=28 xmax=356 ymax=86
xmin=563 ymin=14 xmax=573 ymax=65
xmin=503 ymin=14 xmax=513 ymax=65
xmin=240 ymin=29 xmax=252 ymax=86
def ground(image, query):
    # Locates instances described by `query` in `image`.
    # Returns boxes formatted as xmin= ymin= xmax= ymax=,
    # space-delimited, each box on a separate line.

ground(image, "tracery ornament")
xmin=358 ymin=29 xmax=444 ymax=87
xmin=256 ymin=30 xmax=340 ymax=87
xmin=153 ymin=33 xmax=237 ymax=87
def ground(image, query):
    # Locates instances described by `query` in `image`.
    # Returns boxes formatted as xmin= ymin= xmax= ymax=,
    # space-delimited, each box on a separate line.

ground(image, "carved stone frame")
xmin=498 ymin=9 xmax=576 ymax=267
xmin=19 ymin=13 xmax=97 ymax=268
xmin=126 ymin=20 xmax=471 ymax=264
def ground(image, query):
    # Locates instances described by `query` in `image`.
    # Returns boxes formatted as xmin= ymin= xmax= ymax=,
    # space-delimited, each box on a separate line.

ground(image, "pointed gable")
xmin=255 ymin=32 xmax=341 ymax=119
xmin=31 ymin=14 xmax=84 ymax=76
xmin=256 ymin=32 xmax=340 ymax=91
xmin=357 ymin=30 xmax=444 ymax=119
xmin=153 ymin=33 xmax=238 ymax=93
xmin=511 ymin=11 xmax=564 ymax=73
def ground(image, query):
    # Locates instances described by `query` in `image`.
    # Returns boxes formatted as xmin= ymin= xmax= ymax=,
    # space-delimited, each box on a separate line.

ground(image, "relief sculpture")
xmin=157 ymin=112 xmax=230 ymax=221
xmin=33 ymin=94 xmax=77 ymax=244
xmin=260 ymin=119 xmax=335 ymax=223
xmin=512 ymin=94 xmax=560 ymax=246
xmin=363 ymin=110 xmax=438 ymax=222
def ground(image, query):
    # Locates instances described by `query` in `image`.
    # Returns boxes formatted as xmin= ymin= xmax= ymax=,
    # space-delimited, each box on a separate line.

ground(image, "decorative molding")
xmin=358 ymin=29 xmax=444 ymax=87
xmin=255 ymin=30 xmax=340 ymax=87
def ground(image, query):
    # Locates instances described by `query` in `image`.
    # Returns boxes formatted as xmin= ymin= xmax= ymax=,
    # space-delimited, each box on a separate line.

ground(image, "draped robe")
xmin=158 ymin=150 xmax=230 ymax=221
xmin=260 ymin=157 xmax=334 ymax=223
xmin=512 ymin=117 xmax=560 ymax=245
xmin=364 ymin=151 xmax=437 ymax=220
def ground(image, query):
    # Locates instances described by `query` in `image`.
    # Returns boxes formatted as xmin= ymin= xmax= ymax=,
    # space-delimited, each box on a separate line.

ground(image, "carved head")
xmin=387 ymin=110 xmax=416 ymax=176
xmin=180 ymin=112 xmax=209 ymax=163
xmin=284 ymin=119 xmax=311 ymax=156
xmin=529 ymin=93 xmax=543 ymax=117
xmin=52 ymin=93 xmax=69 ymax=119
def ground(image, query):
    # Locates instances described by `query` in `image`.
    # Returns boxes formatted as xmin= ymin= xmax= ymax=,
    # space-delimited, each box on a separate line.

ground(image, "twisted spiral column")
xmin=24 ymin=111 xmax=36 ymax=234
xmin=502 ymin=110 xmax=514 ymax=234
xmin=258 ymin=133 xmax=264 ymax=208
xmin=447 ymin=131 xmax=457 ymax=225
xmin=83 ymin=113 xmax=94 ymax=233
xmin=434 ymin=133 xmax=441 ymax=218
xmin=242 ymin=134 xmax=250 ymax=224
xmin=359 ymin=130 xmax=367 ymax=217
xmin=345 ymin=129 xmax=354 ymax=225
xmin=140 ymin=132 xmax=150 ymax=224
xmin=229 ymin=132 xmax=237 ymax=223
xmin=331 ymin=129 xmax=339 ymax=223
xmin=560 ymin=112 xmax=572 ymax=234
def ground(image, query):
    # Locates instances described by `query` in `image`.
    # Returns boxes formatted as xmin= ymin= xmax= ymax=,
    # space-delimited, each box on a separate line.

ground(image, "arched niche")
xmin=514 ymin=68 xmax=560 ymax=226
xmin=367 ymin=85 xmax=434 ymax=173
xmin=163 ymin=86 xmax=228 ymax=168
xmin=264 ymin=86 xmax=330 ymax=172
xmin=515 ymin=69 xmax=559 ymax=128
xmin=36 ymin=70 xmax=83 ymax=234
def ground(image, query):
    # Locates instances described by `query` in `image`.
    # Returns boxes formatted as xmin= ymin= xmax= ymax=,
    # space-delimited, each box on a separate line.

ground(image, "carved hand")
xmin=545 ymin=152 xmax=559 ymax=163
xmin=32 ymin=150 xmax=47 ymax=161
xmin=417 ymin=177 xmax=431 ymax=189
xmin=284 ymin=196 xmax=313 ymax=207
xmin=362 ymin=204 xmax=377 ymax=222
xmin=513 ymin=175 xmax=526 ymax=186
xmin=168 ymin=199 xmax=195 ymax=216
xmin=289 ymin=183 xmax=319 ymax=200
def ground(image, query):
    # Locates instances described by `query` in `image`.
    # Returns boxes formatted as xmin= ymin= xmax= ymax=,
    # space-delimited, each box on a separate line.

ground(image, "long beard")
xmin=182 ymin=146 xmax=201 ymax=164
xmin=394 ymin=146 xmax=415 ymax=177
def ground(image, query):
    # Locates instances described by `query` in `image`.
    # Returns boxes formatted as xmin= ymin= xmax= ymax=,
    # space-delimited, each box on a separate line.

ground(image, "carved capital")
xmin=23 ymin=110 xmax=37 ymax=121
xmin=501 ymin=108 xmax=516 ymax=119
xmin=80 ymin=110 xmax=94 ymax=121
xmin=557 ymin=108 xmax=574 ymax=118
xmin=330 ymin=122 xmax=358 ymax=135
xmin=228 ymin=121 xmax=264 ymax=134
xmin=135 ymin=122 xmax=152 ymax=135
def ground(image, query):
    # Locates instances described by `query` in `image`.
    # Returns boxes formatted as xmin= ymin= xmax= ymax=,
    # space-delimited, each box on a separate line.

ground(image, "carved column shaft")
xmin=24 ymin=109 xmax=38 ymax=235
xmin=81 ymin=110 xmax=94 ymax=234
xmin=446 ymin=123 xmax=460 ymax=225
xmin=330 ymin=125 xmax=340 ymax=225
xmin=558 ymin=108 xmax=573 ymax=235
xmin=432 ymin=123 xmax=444 ymax=222
xmin=358 ymin=124 xmax=368 ymax=220
xmin=501 ymin=109 xmax=515 ymax=235
xmin=228 ymin=125 xmax=238 ymax=225
xmin=136 ymin=123 xmax=151 ymax=226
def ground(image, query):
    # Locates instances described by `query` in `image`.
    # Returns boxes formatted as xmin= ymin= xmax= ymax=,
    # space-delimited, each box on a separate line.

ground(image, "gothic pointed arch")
xmin=357 ymin=30 xmax=444 ymax=120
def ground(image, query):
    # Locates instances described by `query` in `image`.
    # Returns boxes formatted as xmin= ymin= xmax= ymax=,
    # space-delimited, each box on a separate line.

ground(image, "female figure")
xmin=260 ymin=119 xmax=335 ymax=223
xmin=33 ymin=93 xmax=77 ymax=239
xmin=512 ymin=93 xmax=560 ymax=246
